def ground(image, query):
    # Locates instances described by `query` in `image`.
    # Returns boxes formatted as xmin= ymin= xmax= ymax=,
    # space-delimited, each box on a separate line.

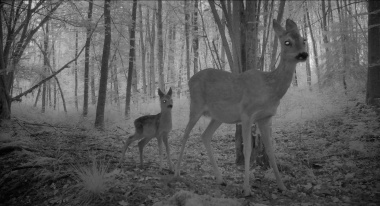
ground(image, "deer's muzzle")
xmin=296 ymin=52 xmax=309 ymax=61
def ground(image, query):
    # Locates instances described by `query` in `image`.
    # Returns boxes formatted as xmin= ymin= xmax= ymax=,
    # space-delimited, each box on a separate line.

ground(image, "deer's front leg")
xmin=257 ymin=117 xmax=286 ymax=191
xmin=241 ymin=115 xmax=253 ymax=196
xmin=162 ymin=132 xmax=173 ymax=171
xmin=157 ymin=133 xmax=164 ymax=170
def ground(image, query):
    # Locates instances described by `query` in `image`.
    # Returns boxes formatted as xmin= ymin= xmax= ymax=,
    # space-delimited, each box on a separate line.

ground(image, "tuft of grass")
xmin=69 ymin=159 xmax=112 ymax=205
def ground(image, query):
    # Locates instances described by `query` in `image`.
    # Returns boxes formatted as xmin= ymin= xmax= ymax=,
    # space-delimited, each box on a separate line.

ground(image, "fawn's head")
xmin=273 ymin=19 xmax=308 ymax=62
xmin=158 ymin=87 xmax=173 ymax=110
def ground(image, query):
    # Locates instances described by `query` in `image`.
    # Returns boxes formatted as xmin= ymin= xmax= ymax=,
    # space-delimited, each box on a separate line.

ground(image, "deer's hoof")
xmin=220 ymin=182 xmax=227 ymax=186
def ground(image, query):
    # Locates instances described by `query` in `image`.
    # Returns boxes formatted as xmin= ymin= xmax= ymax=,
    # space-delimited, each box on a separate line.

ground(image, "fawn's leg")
xmin=138 ymin=136 xmax=153 ymax=169
xmin=257 ymin=117 xmax=286 ymax=191
xmin=119 ymin=134 xmax=141 ymax=165
xmin=162 ymin=132 xmax=173 ymax=171
xmin=157 ymin=133 xmax=164 ymax=170
xmin=241 ymin=115 xmax=253 ymax=196
xmin=175 ymin=111 xmax=203 ymax=177
xmin=201 ymin=119 xmax=223 ymax=184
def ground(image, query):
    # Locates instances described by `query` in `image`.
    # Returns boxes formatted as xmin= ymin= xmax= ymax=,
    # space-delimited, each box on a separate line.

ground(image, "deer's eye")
xmin=163 ymin=100 xmax=167 ymax=103
xmin=284 ymin=41 xmax=291 ymax=46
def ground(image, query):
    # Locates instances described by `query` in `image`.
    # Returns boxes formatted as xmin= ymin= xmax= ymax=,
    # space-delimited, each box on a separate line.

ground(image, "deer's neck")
xmin=160 ymin=110 xmax=172 ymax=124
xmin=270 ymin=57 xmax=297 ymax=99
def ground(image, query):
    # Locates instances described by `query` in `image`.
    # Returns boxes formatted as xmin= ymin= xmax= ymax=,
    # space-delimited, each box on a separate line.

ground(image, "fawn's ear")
xmin=158 ymin=88 xmax=164 ymax=98
xmin=167 ymin=87 xmax=172 ymax=96
xmin=273 ymin=19 xmax=286 ymax=37
xmin=285 ymin=19 xmax=298 ymax=32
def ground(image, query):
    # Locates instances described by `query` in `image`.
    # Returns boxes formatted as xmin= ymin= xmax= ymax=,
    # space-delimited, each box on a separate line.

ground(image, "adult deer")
xmin=175 ymin=19 xmax=308 ymax=196
xmin=119 ymin=88 xmax=173 ymax=171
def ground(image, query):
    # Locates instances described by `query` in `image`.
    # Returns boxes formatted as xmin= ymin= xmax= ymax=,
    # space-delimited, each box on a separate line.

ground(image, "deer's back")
xmin=134 ymin=114 xmax=160 ymax=136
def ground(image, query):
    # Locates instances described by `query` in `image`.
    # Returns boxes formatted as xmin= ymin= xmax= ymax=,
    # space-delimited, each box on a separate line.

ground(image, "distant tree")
xmin=366 ymin=0 xmax=380 ymax=105
xmin=185 ymin=0 xmax=191 ymax=80
xmin=193 ymin=0 xmax=199 ymax=74
xmin=95 ymin=0 xmax=112 ymax=129
xmin=0 ymin=0 xmax=62 ymax=121
xmin=157 ymin=0 xmax=165 ymax=91
xmin=139 ymin=4 xmax=147 ymax=96
xmin=83 ymin=0 xmax=93 ymax=117
xmin=124 ymin=0 xmax=138 ymax=118
xmin=74 ymin=30 xmax=79 ymax=111
xmin=147 ymin=5 xmax=156 ymax=98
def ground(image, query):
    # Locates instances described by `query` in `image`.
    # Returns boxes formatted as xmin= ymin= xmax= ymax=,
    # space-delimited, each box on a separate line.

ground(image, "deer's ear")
xmin=285 ymin=19 xmax=298 ymax=32
xmin=158 ymin=88 xmax=164 ymax=98
xmin=167 ymin=87 xmax=172 ymax=96
xmin=273 ymin=19 xmax=285 ymax=37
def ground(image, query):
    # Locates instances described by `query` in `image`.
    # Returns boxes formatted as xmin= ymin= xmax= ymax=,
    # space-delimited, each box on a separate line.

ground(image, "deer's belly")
xmin=206 ymin=102 xmax=241 ymax=124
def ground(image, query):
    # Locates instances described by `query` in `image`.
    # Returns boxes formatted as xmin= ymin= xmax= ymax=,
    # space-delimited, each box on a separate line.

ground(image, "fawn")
xmin=175 ymin=19 xmax=308 ymax=196
xmin=119 ymin=88 xmax=173 ymax=171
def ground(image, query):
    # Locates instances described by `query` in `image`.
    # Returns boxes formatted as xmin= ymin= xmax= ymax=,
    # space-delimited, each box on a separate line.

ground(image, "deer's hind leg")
xmin=257 ymin=117 xmax=286 ymax=191
xmin=137 ymin=135 xmax=154 ymax=169
xmin=201 ymin=119 xmax=223 ymax=184
xmin=119 ymin=133 xmax=144 ymax=165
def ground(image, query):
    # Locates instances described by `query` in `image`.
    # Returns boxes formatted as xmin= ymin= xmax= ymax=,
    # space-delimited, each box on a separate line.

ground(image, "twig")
xmin=15 ymin=120 xmax=32 ymax=135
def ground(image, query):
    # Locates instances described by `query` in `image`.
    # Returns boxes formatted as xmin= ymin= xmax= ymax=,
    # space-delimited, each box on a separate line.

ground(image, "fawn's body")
xmin=120 ymin=88 xmax=173 ymax=170
xmin=175 ymin=19 xmax=308 ymax=196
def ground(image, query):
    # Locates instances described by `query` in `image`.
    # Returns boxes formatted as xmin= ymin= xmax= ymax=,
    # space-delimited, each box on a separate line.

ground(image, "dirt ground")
xmin=0 ymin=102 xmax=379 ymax=206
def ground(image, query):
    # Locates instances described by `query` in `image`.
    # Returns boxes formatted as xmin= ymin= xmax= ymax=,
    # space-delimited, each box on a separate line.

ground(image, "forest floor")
xmin=0 ymin=93 xmax=380 ymax=206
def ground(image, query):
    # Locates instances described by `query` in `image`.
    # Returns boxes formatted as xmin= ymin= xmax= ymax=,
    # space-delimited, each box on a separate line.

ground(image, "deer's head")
xmin=273 ymin=19 xmax=308 ymax=62
xmin=158 ymin=87 xmax=173 ymax=110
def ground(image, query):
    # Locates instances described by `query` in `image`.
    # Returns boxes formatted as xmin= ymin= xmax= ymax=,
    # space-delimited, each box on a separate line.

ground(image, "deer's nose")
xmin=296 ymin=52 xmax=308 ymax=61
xmin=168 ymin=105 xmax=173 ymax=108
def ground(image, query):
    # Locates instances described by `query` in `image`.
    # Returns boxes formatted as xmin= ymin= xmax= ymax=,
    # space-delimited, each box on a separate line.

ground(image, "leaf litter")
xmin=0 ymin=101 xmax=379 ymax=205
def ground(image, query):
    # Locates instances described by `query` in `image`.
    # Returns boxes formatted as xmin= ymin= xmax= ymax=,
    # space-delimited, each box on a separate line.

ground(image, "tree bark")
xmin=157 ymin=0 xmax=165 ymax=91
xmin=42 ymin=22 xmax=49 ymax=113
xmin=95 ymin=0 xmax=112 ymax=129
xmin=124 ymin=0 xmax=137 ymax=118
xmin=83 ymin=0 xmax=93 ymax=116
xmin=139 ymin=4 xmax=147 ymax=96
xmin=303 ymin=12 xmax=312 ymax=91
xmin=269 ymin=0 xmax=286 ymax=71
xmin=193 ymin=0 xmax=199 ymax=74
xmin=148 ymin=6 xmax=156 ymax=98
xmin=185 ymin=0 xmax=191 ymax=80
xmin=74 ymin=30 xmax=79 ymax=111
xmin=305 ymin=1 xmax=320 ymax=91
xmin=366 ymin=0 xmax=380 ymax=105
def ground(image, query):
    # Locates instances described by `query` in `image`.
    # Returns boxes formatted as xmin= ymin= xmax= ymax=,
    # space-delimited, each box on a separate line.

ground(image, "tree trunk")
xmin=366 ymin=0 xmax=380 ymax=105
xmin=42 ymin=22 xmax=49 ymax=113
xmin=185 ymin=0 xmax=191 ymax=80
xmin=235 ymin=0 xmax=261 ymax=166
xmin=336 ymin=0 xmax=348 ymax=94
xmin=258 ymin=0 xmax=274 ymax=71
xmin=303 ymin=12 xmax=312 ymax=91
xmin=95 ymin=0 xmax=112 ymax=129
xmin=193 ymin=0 xmax=199 ymax=74
xmin=124 ymin=0 xmax=137 ymax=118
xmin=52 ymin=41 xmax=57 ymax=110
xmin=269 ymin=0 xmax=285 ymax=71
xmin=306 ymin=1 xmax=320 ymax=91
xmin=113 ymin=65 xmax=120 ymax=107
xmin=167 ymin=14 xmax=176 ymax=91
xmin=83 ymin=0 xmax=93 ymax=116
xmin=157 ymin=0 xmax=165 ymax=91
xmin=139 ymin=4 xmax=147 ymax=96
xmin=74 ymin=30 xmax=79 ymax=111
xmin=148 ymin=6 xmax=156 ymax=98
